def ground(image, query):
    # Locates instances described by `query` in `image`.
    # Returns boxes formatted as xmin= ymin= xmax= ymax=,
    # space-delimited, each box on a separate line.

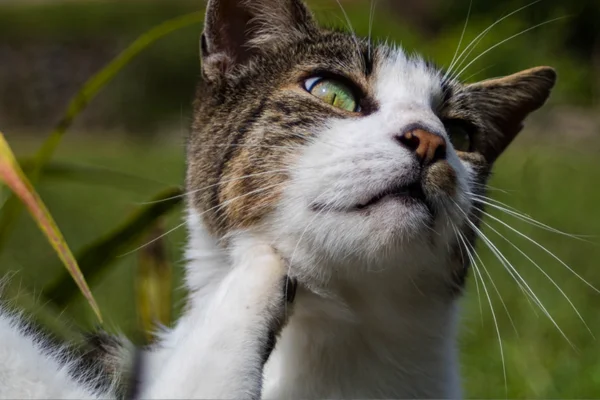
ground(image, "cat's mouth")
xmin=311 ymin=181 xmax=431 ymax=213
xmin=354 ymin=181 xmax=427 ymax=211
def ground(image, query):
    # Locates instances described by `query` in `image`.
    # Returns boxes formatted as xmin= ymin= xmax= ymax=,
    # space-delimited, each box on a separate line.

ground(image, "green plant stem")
xmin=43 ymin=187 xmax=182 ymax=307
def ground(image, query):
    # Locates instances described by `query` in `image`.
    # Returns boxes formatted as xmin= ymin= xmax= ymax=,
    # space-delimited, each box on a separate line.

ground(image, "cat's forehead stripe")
xmin=373 ymin=45 xmax=443 ymax=108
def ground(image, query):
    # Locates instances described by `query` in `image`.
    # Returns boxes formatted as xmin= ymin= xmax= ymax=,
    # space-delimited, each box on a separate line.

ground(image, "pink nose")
xmin=397 ymin=128 xmax=447 ymax=165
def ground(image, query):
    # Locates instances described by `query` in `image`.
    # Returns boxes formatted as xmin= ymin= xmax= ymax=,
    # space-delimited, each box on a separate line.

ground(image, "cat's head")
xmin=187 ymin=0 xmax=555 ymax=293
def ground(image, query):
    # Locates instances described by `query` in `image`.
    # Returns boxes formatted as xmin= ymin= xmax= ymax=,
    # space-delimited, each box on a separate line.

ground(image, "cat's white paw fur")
xmin=141 ymin=236 xmax=293 ymax=400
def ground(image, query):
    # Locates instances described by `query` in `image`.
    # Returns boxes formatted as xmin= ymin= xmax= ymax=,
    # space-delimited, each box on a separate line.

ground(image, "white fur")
xmin=0 ymin=312 xmax=104 ymax=399
xmin=140 ymin=230 xmax=290 ymax=399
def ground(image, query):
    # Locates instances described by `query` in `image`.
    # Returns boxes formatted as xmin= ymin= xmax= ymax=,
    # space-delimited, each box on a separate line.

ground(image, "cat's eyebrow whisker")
xmin=455 ymin=228 xmax=507 ymax=393
xmin=367 ymin=0 xmax=378 ymax=60
xmin=444 ymin=0 xmax=473 ymax=81
xmin=454 ymin=16 xmax=568 ymax=81
xmin=470 ymin=194 xmax=592 ymax=241
xmin=333 ymin=0 xmax=362 ymax=58
xmin=475 ymin=214 xmax=594 ymax=338
xmin=138 ymin=170 xmax=290 ymax=205
xmin=461 ymin=64 xmax=495 ymax=83
xmin=477 ymin=209 xmax=600 ymax=294
xmin=446 ymin=0 xmax=542 ymax=82
xmin=451 ymin=200 xmax=574 ymax=347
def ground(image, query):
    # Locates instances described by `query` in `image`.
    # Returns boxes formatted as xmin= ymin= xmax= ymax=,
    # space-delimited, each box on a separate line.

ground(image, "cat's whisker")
xmin=446 ymin=0 xmax=542 ymax=82
xmin=138 ymin=170 xmax=290 ymax=205
xmin=448 ymin=32 xmax=488 ymax=83
xmin=285 ymin=131 xmax=345 ymax=151
xmin=454 ymin=222 xmax=519 ymax=336
xmin=475 ymin=214 xmax=594 ymax=337
xmin=454 ymin=16 xmax=568 ymax=81
xmin=470 ymin=182 xmax=510 ymax=194
xmin=470 ymin=194 xmax=592 ymax=241
xmin=451 ymin=223 xmax=483 ymax=325
xmin=367 ymin=0 xmax=378 ymax=61
xmin=215 ymin=144 xmax=301 ymax=150
xmin=457 ymin=207 xmax=575 ymax=348
xmin=461 ymin=64 xmax=495 ymax=83
xmin=472 ymin=240 xmax=520 ymax=337
xmin=450 ymin=200 xmax=573 ymax=345
xmin=444 ymin=0 xmax=473 ymax=81
xmin=452 ymin=223 xmax=517 ymax=335
xmin=455 ymin=228 xmax=507 ymax=393
xmin=468 ymin=192 xmax=526 ymax=215
xmin=286 ymin=205 xmax=327 ymax=314
xmin=333 ymin=0 xmax=362 ymax=57
xmin=477 ymin=209 xmax=600 ymax=294
xmin=120 ymin=221 xmax=188 ymax=257
xmin=125 ymin=182 xmax=287 ymax=256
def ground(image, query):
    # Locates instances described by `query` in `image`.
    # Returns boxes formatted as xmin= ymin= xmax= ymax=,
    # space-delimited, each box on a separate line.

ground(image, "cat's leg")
xmin=141 ymin=237 xmax=296 ymax=400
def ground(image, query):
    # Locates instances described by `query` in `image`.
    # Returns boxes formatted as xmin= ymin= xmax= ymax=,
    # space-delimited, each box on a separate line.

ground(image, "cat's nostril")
xmin=396 ymin=131 xmax=421 ymax=152
xmin=396 ymin=128 xmax=447 ymax=166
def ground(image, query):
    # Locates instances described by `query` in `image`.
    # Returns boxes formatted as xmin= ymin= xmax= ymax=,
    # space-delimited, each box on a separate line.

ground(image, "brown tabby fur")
xmin=187 ymin=0 xmax=555 ymax=295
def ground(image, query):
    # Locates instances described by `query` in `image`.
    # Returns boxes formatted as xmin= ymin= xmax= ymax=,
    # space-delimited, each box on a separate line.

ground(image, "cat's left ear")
xmin=201 ymin=0 xmax=316 ymax=78
xmin=458 ymin=66 xmax=556 ymax=162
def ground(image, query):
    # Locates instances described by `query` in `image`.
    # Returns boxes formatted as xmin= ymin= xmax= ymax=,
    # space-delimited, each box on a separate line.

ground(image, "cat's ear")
xmin=201 ymin=0 xmax=315 ymax=77
xmin=463 ymin=66 xmax=556 ymax=161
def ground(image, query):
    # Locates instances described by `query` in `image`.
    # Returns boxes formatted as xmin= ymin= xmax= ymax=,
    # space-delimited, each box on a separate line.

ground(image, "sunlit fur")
xmin=0 ymin=0 xmax=558 ymax=398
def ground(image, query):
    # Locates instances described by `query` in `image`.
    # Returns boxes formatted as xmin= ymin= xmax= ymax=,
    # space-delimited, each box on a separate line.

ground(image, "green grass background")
xmin=1 ymin=0 xmax=600 ymax=398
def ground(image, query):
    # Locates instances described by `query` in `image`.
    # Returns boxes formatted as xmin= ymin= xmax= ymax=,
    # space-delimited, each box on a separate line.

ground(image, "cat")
xmin=0 ymin=0 xmax=556 ymax=398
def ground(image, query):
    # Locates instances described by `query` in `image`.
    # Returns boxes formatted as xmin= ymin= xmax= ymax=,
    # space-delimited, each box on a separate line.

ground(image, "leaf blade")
xmin=0 ymin=133 xmax=102 ymax=322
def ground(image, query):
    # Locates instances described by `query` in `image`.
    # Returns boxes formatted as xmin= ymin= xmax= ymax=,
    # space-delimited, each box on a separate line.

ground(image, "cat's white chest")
xmin=260 ymin=295 xmax=462 ymax=399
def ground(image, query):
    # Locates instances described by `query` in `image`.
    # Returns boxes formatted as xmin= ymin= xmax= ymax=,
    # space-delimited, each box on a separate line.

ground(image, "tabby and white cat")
xmin=0 ymin=0 xmax=556 ymax=398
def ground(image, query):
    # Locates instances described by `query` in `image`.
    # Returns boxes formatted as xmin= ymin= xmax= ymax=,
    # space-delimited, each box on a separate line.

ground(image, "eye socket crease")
xmin=442 ymin=118 xmax=477 ymax=153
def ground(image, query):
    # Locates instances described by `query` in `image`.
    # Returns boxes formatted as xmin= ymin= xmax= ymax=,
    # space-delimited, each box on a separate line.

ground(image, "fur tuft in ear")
xmin=460 ymin=66 xmax=556 ymax=161
xmin=201 ymin=0 xmax=316 ymax=78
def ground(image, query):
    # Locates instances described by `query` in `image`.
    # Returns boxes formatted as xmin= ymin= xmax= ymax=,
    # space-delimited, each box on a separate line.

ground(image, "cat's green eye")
xmin=444 ymin=120 xmax=473 ymax=152
xmin=304 ymin=77 xmax=359 ymax=112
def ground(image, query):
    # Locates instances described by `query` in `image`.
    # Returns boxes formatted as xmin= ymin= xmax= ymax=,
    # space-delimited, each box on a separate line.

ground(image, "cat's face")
xmin=188 ymin=0 xmax=555 ymax=292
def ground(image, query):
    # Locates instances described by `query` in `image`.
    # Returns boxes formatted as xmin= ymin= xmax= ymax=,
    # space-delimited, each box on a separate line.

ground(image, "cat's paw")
xmin=220 ymin=237 xmax=297 ymax=338
xmin=141 ymin=237 xmax=297 ymax=399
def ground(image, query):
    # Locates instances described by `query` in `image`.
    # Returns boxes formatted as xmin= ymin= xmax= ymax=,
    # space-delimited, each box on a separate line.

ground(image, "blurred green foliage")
xmin=0 ymin=0 xmax=599 ymax=398
xmin=0 ymin=0 xmax=598 ymax=133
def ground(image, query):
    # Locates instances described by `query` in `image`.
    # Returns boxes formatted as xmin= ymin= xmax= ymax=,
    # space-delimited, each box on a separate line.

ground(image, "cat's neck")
xmin=171 ymin=218 xmax=461 ymax=398
xmin=262 ymin=271 xmax=461 ymax=399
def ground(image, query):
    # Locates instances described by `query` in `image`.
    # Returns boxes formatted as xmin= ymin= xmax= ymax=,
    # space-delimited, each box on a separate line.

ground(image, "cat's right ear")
xmin=201 ymin=0 xmax=316 ymax=79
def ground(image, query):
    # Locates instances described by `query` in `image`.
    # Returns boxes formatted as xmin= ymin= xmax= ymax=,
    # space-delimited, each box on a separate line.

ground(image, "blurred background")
xmin=1 ymin=0 xmax=599 ymax=397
